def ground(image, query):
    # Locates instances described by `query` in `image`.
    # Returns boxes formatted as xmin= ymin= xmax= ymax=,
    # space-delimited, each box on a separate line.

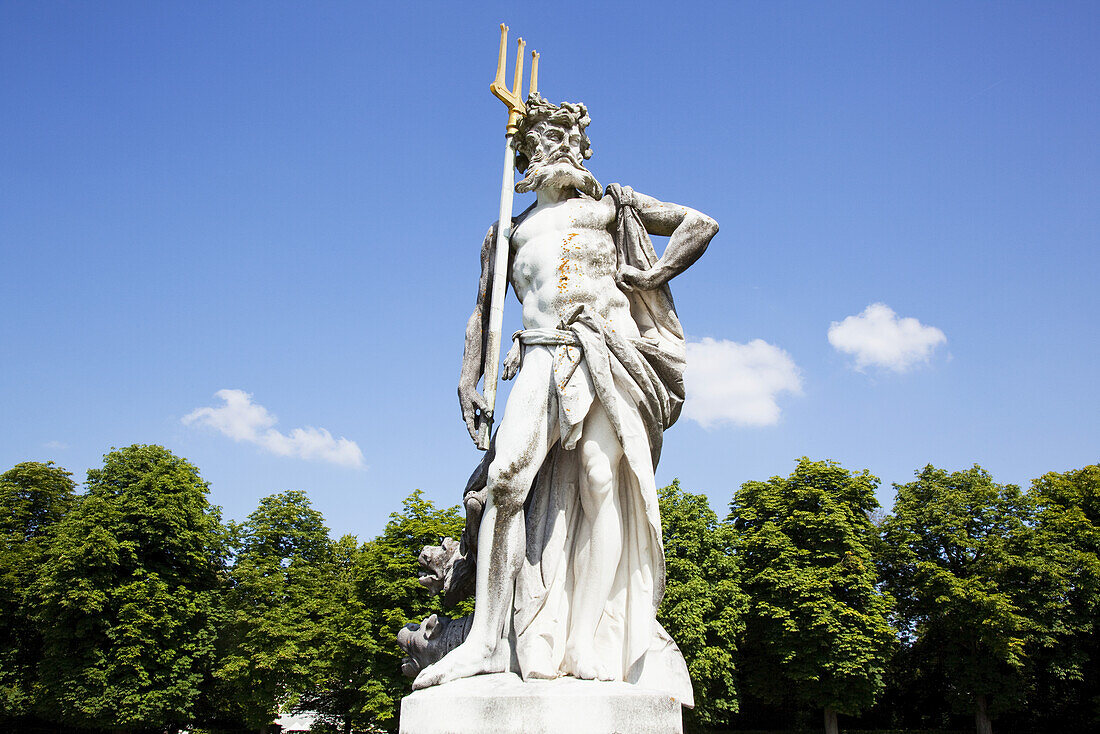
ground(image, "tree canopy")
xmin=0 ymin=461 xmax=77 ymax=717
xmin=1027 ymin=464 xmax=1100 ymax=730
xmin=295 ymin=533 xmax=387 ymax=734
xmin=215 ymin=489 xmax=336 ymax=730
xmin=353 ymin=489 xmax=464 ymax=730
xmin=878 ymin=464 xmax=1074 ymax=734
xmin=732 ymin=458 xmax=894 ymax=733
xmin=657 ymin=479 xmax=744 ymax=729
xmin=34 ymin=445 xmax=227 ymax=731
xmin=4 ymin=448 xmax=1099 ymax=734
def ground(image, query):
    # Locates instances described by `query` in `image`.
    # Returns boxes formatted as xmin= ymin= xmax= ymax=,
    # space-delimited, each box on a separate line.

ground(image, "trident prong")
xmin=530 ymin=50 xmax=540 ymax=97
xmin=512 ymin=36 xmax=525 ymax=101
xmin=490 ymin=23 xmax=537 ymax=136
xmin=492 ymin=23 xmax=509 ymax=91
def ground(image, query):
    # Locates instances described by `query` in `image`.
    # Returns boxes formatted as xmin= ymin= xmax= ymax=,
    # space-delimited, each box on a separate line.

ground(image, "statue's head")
xmin=515 ymin=94 xmax=602 ymax=200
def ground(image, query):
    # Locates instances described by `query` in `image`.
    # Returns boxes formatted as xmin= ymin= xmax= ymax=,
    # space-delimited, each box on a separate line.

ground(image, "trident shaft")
xmin=477 ymin=23 xmax=539 ymax=450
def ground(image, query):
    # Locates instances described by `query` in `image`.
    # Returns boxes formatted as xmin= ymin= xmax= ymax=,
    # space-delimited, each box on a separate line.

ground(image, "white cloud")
xmin=44 ymin=440 xmax=68 ymax=450
xmin=828 ymin=303 xmax=946 ymax=372
xmin=183 ymin=389 xmax=365 ymax=468
xmin=684 ymin=338 xmax=803 ymax=428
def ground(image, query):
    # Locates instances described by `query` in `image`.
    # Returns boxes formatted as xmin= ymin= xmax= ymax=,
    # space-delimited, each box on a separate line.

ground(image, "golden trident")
xmin=490 ymin=23 xmax=539 ymax=136
xmin=477 ymin=23 xmax=539 ymax=450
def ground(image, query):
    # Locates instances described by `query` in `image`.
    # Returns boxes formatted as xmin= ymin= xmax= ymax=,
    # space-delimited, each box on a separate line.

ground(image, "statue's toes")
xmin=525 ymin=668 xmax=557 ymax=680
xmin=565 ymin=646 xmax=615 ymax=682
xmin=575 ymin=666 xmax=595 ymax=680
xmin=412 ymin=663 xmax=441 ymax=690
xmin=570 ymin=658 xmax=599 ymax=680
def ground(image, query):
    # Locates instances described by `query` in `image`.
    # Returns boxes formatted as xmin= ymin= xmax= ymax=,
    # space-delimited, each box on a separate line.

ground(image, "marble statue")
xmin=399 ymin=89 xmax=718 ymax=708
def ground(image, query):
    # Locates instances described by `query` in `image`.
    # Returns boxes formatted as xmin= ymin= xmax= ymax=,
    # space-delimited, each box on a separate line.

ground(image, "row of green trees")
xmin=658 ymin=460 xmax=1100 ymax=734
xmin=0 ymin=446 xmax=463 ymax=733
xmin=1 ymin=446 xmax=1097 ymax=734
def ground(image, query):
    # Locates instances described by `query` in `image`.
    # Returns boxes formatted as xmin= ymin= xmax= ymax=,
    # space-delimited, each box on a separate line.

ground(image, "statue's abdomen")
xmin=515 ymin=229 xmax=636 ymax=336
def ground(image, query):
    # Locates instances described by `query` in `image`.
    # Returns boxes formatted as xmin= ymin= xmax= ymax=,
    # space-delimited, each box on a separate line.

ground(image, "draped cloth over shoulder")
xmin=494 ymin=183 xmax=693 ymax=705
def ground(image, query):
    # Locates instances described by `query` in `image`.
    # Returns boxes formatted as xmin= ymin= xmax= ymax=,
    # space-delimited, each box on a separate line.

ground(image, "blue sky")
xmin=2 ymin=2 xmax=1097 ymax=539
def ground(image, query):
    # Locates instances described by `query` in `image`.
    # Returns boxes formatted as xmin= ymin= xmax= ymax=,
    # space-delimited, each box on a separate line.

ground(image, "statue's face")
xmin=521 ymin=119 xmax=585 ymax=172
xmin=516 ymin=117 xmax=602 ymax=199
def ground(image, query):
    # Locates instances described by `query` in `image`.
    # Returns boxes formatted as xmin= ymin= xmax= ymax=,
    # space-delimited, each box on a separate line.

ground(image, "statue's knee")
xmin=492 ymin=485 xmax=526 ymax=514
xmin=487 ymin=459 xmax=514 ymax=489
xmin=488 ymin=461 xmax=525 ymax=513
xmin=488 ymin=454 xmax=513 ymax=484
xmin=583 ymin=458 xmax=614 ymax=496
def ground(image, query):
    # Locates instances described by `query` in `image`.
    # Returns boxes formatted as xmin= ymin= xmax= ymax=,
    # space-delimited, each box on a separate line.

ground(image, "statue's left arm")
xmin=615 ymin=192 xmax=719 ymax=291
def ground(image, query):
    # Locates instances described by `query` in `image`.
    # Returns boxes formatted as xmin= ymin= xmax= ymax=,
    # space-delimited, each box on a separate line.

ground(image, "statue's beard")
xmin=516 ymin=158 xmax=602 ymax=200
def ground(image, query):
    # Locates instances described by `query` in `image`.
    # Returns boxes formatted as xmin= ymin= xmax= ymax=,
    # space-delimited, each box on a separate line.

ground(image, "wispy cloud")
xmin=43 ymin=440 xmax=68 ymax=450
xmin=684 ymin=338 xmax=803 ymax=428
xmin=183 ymin=389 xmax=365 ymax=468
xmin=828 ymin=303 xmax=946 ymax=372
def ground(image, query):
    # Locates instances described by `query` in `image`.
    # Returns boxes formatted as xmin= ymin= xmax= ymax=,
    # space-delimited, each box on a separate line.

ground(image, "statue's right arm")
xmin=458 ymin=224 xmax=496 ymax=443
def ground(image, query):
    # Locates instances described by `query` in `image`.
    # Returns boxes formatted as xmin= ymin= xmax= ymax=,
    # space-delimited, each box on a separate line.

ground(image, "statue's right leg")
xmin=413 ymin=347 xmax=559 ymax=689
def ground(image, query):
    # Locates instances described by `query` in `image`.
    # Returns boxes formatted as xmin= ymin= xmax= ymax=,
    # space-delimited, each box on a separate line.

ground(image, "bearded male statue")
xmin=407 ymin=94 xmax=718 ymax=706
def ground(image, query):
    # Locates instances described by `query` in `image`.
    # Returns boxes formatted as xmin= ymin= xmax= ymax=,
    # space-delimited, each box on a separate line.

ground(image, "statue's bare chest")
xmin=512 ymin=198 xmax=612 ymax=244
xmin=510 ymin=199 xmax=616 ymax=287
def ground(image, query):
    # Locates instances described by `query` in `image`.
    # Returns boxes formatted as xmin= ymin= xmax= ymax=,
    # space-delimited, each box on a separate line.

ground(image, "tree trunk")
xmin=975 ymin=694 xmax=993 ymax=734
xmin=824 ymin=706 xmax=839 ymax=734
xmin=344 ymin=716 xmax=352 ymax=734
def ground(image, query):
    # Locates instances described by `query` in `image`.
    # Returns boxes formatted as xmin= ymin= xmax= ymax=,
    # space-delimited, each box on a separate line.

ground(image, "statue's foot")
xmin=564 ymin=643 xmax=615 ymax=682
xmin=525 ymin=668 xmax=557 ymax=680
xmin=412 ymin=637 xmax=503 ymax=690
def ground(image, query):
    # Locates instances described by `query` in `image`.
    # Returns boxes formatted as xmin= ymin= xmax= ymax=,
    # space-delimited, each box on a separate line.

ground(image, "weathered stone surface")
xmin=398 ymin=613 xmax=473 ymax=678
xmin=400 ymin=88 xmax=717 ymax=708
xmin=399 ymin=673 xmax=683 ymax=734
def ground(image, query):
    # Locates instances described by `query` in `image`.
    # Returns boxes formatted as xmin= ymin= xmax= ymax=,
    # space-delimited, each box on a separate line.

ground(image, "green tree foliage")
xmin=878 ymin=464 xmax=1071 ymax=734
xmin=1028 ymin=464 xmax=1100 ymax=729
xmin=354 ymin=489 xmax=463 ymax=731
xmin=34 ymin=445 xmax=227 ymax=731
xmin=215 ymin=489 xmax=334 ymax=730
xmin=9 ymin=443 xmax=1094 ymax=733
xmin=296 ymin=534 xmax=388 ymax=734
xmin=0 ymin=462 xmax=77 ymax=718
xmin=732 ymin=458 xmax=894 ymax=733
xmin=657 ymin=479 xmax=744 ymax=730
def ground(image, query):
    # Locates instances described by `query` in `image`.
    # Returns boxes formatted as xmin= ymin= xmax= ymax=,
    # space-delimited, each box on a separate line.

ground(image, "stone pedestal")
xmin=399 ymin=672 xmax=683 ymax=734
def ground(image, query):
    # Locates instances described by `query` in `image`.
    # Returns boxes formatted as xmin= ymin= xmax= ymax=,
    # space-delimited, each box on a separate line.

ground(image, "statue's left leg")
xmin=412 ymin=348 xmax=559 ymax=690
xmin=565 ymin=399 xmax=623 ymax=681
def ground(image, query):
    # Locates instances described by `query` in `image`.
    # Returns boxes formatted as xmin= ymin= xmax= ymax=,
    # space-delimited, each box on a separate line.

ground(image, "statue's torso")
xmin=510 ymin=196 xmax=639 ymax=338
